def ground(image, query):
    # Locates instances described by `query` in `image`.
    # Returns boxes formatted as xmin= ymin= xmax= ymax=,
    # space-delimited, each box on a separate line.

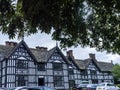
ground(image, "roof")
xmin=97 ymin=61 xmax=114 ymax=72
xmin=31 ymin=48 xmax=47 ymax=63
xmin=0 ymin=41 xmax=114 ymax=72
xmin=30 ymin=47 xmax=60 ymax=63
xmin=66 ymin=55 xmax=85 ymax=70
xmin=0 ymin=42 xmax=70 ymax=64
xmin=0 ymin=45 xmax=15 ymax=58
xmin=45 ymin=46 xmax=70 ymax=64
xmin=71 ymin=57 xmax=113 ymax=72
xmin=74 ymin=59 xmax=85 ymax=70
xmin=0 ymin=40 xmax=37 ymax=63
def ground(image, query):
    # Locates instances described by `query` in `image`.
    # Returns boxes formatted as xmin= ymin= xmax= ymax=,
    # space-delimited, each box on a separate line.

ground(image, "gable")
xmin=48 ymin=50 xmax=66 ymax=63
xmin=67 ymin=57 xmax=81 ymax=70
xmin=7 ymin=40 xmax=37 ymax=63
xmin=12 ymin=44 xmax=31 ymax=59
xmin=87 ymin=60 xmax=99 ymax=70
xmin=69 ymin=61 xmax=78 ymax=69
xmin=67 ymin=56 xmax=85 ymax=70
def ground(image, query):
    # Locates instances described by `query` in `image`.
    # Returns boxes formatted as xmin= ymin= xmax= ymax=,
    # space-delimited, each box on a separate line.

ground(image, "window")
xmin=90 ymin=70 xmax=97 ymax=75
xmin=81 ymin=70 xmax=87 ymax=75
xmin=92 ymin=79 xmax=98 ymax=84
xmin=90 ymin=70 xmax=98 ymax=83
xmin=68 ymin=68 xmax=74 ymax=75
xmin=69 ymin=80 xmax=75 ymax=87
xmin=37 ymin=63 xmax=45 ymax=71
xmin=53 ymin=63 xmax=62 ymax=71
xmin=16 ymin=75 xmax=27 ymax=86
xmin=54 ymin=76 xmax=64 ymax=87
xmin=16 ymin=60 xmax=27 ymax=69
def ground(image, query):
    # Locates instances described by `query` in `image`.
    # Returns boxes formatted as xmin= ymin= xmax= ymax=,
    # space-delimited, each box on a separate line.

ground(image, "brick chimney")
xmin=67 ymin=50 xmax=74 ymax=59
xmin=89 ymin=53 xmax=96 ymax=60
xmin=111 ymin=60 xmax=113 ymax=64
xmin=36 ymin=46 xmax=47 ymax=51
xmin=5 ymin=41 xmax=10 ymax=46
xmin=5 ymin=41 xmax=17 ymax=47
xmin=10 ymin=42 xmax=17 ymax=47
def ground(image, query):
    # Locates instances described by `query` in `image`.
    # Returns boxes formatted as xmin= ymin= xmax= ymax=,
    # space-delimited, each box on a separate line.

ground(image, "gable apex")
xmin=6 ymin=40 xmax=37 ymax=62
xmin=47 ymin=46 xmax=70 ymax=64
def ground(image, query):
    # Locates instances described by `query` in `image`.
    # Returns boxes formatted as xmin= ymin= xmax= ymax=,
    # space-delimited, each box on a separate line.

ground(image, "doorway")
xmin=38 ymin=77 xmax=44 ymax=86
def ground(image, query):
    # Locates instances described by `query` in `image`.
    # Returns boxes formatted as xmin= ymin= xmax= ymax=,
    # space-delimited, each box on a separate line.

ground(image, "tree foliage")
xmin=112 ymin=64 xmax=120 ymax=84
xmin=0 ymin=0 xmax=120 ymax=53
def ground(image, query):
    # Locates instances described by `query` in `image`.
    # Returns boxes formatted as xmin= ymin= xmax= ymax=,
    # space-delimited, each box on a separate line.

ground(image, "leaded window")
xmin=54 ymin=76 xmax=64 ymax=87
xmin=90 ymin=70 xmax=97 ymax=79
xmin=16 ymin=60 xmax=27 ymax=69
xmin=53 ymin=63 xmax=62 ymax=71
xmin=37 ymin=63 xmax=45 ymax=71
xmin=81 ymin=70 xmax=87 ymax=75
xmin=69 ymin=80 xmax=75 ymax=87
xmin=90 ymin=70 xmax=97 ymax=75
xmin=68 ymin=68 xmax=74 ymax=75
xmin=16 ymin=75 xmax=27 ymax=86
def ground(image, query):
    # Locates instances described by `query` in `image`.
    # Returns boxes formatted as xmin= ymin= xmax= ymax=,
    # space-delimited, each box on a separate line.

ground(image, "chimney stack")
xmin=67 ymin=50 xmax=74 ymax=59
xmin=89 ymin=53 xmax=96 ymax=60
xmin=5 ymin=41 xmax=10 ymax=46
xmin=111 ymin=60 xmax=113 ymax=64
xmin=5 ymin=41 xmax=17 ymax=47
xmin=36 ymin=46 xmax=47 ymax=51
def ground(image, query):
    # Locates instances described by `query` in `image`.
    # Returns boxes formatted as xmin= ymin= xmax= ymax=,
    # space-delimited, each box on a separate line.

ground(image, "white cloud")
xmin=105 ymin=54 xmax=120 ymax=64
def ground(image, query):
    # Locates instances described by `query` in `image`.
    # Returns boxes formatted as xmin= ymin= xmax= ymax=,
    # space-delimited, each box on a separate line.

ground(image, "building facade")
xmin=0 ymin=41 xmax=114 ymax=90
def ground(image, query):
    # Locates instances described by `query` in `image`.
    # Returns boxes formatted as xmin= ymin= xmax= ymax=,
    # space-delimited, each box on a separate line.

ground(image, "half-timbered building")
xmin=0 ymin=40 xmax=114 ymax=90
xmin=66 ymin=51 xmax=114 ymax=86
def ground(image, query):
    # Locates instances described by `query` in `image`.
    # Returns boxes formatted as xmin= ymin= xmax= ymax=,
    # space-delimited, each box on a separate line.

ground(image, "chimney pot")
xmin=5 ymin=41 xmax=17 ymax=47
xmin=67 ymin=50 xmax=74 ymax=59
xmin=10 ymin=42 xmax=17 ymax=47
xmin=111 ymin=60 xmax=113 ymax=64
xmin=36 ymin=46 xmax=47 ymax=51
xmin=43 ymin=47 xmax=47 ymax=51
xmin=5 ymin=41 xmax=10 ymax=46
xmin=36 ymin=46 xmax=40 ymax=49
xmin=89 ymin=53 xmax=95 ymax=60
xmin=67 ymin=50 xmax=73 ymax=56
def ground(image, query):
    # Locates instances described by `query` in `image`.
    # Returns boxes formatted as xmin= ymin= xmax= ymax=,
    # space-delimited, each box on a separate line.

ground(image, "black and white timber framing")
xmin=0 ymin=40 xmax=114 ymax=90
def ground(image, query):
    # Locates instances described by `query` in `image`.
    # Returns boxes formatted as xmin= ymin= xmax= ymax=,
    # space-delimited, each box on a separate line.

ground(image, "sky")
xmin=0 ymin=32 xmax=120 ymax=64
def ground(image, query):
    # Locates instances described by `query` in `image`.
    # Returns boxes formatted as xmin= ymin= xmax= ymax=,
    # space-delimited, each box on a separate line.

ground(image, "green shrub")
xmin=116 ymin=84 xmax=120 ymax=88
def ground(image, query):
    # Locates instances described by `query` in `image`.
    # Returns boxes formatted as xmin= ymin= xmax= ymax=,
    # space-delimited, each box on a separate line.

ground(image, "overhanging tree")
xmin=0 ymin=0 xmax=120 ymax=54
